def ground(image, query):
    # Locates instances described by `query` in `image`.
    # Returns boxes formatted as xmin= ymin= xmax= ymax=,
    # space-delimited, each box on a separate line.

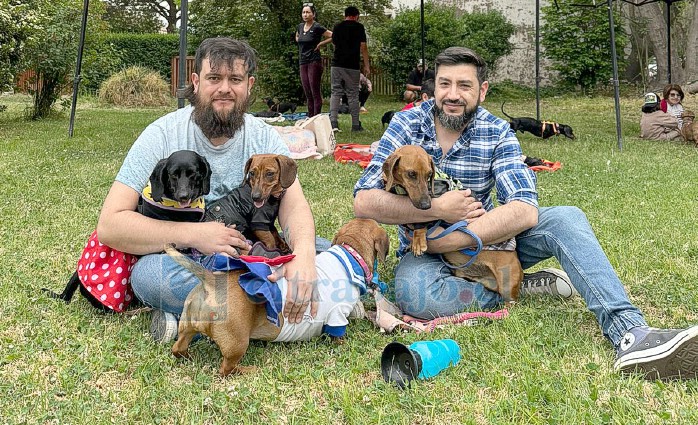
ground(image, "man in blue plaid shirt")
xmin=354 ymin=47 xmax=698 ymax=380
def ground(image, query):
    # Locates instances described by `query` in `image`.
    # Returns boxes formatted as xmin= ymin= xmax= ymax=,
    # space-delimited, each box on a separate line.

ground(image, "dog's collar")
xmin=338 ymin=243 xmax=373 ymax=286
xmin=142 ymin=182 xmax=205 ymax=210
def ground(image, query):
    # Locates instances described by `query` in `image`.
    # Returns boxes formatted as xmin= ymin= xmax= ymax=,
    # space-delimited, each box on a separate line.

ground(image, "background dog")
xmin=42 ymin=150 xmax=211 ymax=312
xmin=168 ymin=218 xmax=389 ymax=376
xmin=263 ymin=97 xmax=297 ymax=114
xmin=382 ymin=145 xmax=523 ymax=304
xmin=501 ymin=102 xmax=575 ymax=140
xmin=681 ymin=110 xmax=697 ymax=144
xmin=204 ymin=154 xmax=297 ymax=254
xmin=381 ymin=111 xmax=396 ymax=128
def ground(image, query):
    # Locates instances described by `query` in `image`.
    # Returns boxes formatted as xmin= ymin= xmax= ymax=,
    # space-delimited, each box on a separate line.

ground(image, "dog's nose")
xmin=418 ymin=198 xmax=431 ymax=210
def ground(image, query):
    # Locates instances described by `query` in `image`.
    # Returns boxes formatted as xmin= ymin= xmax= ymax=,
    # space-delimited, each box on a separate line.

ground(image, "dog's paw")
xmin=410 ymin=238 xmax=428 ymax=257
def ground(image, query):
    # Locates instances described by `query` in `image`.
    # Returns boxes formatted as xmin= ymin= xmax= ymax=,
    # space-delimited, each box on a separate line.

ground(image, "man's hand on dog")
xmin=190 ymin=222 xmax=252 ymax=257
xmin=433 ymin=189 xmax=486 ymax=224
xmin=268 ymin=257 xmax=319 ymax=324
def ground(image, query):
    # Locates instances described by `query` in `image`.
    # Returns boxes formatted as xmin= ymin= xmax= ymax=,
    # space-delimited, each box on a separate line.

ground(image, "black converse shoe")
xmin=520 ymin=268 xmax=578 ymax=298
xmin=614 ymin=325 xmax=698 ymax=380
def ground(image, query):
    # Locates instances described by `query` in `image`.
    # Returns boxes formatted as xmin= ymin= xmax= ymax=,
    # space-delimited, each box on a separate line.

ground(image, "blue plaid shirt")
xmin=354 ymin=100 xmax=538 ymax=256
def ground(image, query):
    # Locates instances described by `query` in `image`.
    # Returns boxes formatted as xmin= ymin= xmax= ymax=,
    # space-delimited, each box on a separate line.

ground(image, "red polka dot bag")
xmin=76 ymin=230 xmax=137 ymax=312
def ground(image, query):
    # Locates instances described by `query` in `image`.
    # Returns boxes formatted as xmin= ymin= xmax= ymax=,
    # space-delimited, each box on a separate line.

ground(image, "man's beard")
xmin=434 ymin=99 xmax=479 ymax=131
xmin=191 ymin=93 xmax=247 ymax=140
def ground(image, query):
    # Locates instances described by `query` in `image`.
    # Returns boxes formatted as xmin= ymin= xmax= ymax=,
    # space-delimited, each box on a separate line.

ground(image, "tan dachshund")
xmin=382 ymin=145 xmax=523 ymax=304
xmin=681 ymin=110 xmax=697 ymax=145
xmin=204 ymin=154 xmax=297 ymax=254
xmin=167 ymin=218 xmax=389 ymax=376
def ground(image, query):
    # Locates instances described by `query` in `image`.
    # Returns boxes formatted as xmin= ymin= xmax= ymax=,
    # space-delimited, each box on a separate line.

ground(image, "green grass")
xmin=2 ymin=91 xmax=698 ymax=424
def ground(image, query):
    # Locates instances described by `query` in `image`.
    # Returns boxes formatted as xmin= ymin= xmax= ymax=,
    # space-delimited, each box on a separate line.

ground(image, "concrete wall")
xmin=387 ymin=0 xmax=556 ymax=85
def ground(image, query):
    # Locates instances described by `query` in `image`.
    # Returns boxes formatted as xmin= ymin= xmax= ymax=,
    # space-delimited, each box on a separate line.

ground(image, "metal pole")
xmin=177 ymin=0 xmax=189 ymax=109
xmin=535 ymin=0 xmax=541 ymax=121
xmin=666 ymin=0 xmax=671 ymax=83
xmin=607 ymin=0 xmax=623 ymax=150
xmin=68 ymin=0 xmax=89 ymax=137
xmin=420 ymin=0 xmax=425 ymax=80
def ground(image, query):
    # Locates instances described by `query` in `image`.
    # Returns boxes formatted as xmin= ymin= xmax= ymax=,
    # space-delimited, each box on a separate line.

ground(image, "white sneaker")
xmin=520 ymin=268 xmax=578 ymax=298
xmin=150 ymin=309 xmax=178 ymax=343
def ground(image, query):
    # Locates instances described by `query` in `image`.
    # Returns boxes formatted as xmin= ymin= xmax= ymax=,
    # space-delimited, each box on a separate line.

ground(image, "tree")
xmin=102 ymin=0 xmax=163 ymax=33
xmin=631 ymin=0 xmax=698 ymax=91
xmin=141 ymin=0 xmax=180 ymax=34
xmin=541 ymin=0 xmax=627 ymax=91
xmin=0 ymin=0 xmax=40 ymax=91
xmin=23 ymin=0 xmax=107 ymax=119
xmin=374 ymin=4 xmax=515 ymax=87
xmin=188 ymin=0 xmax=391 ymax=102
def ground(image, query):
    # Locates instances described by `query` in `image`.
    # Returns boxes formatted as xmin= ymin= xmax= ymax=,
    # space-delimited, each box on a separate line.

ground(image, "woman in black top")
xmin=295 ymin=3 xmax=332 ymax=117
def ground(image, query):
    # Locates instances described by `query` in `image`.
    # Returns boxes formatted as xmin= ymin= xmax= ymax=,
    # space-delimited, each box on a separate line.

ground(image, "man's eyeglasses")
xmin=669 ymin=93 xmax=680 ymax=97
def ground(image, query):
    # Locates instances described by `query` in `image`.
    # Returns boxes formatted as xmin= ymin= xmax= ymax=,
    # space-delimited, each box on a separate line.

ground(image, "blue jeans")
xmin=131 ymin=237 xmax=332 ymax=317
xmin=394 ymin=206 xmax=646 ymax=346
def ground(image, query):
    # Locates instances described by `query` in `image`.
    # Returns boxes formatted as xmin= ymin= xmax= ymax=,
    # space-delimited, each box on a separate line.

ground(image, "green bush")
xmin=83 ymin=33 xmax=179 ymax=93
xmin=541 ymin=0 xmax=627 ymax=91
xmin=81 ymin=41 xmax=123 ymax=93
xmin=98 ymin=65 xmax=171 ymax=107
xmin=374 ymin=4 xmax=515 ymax=88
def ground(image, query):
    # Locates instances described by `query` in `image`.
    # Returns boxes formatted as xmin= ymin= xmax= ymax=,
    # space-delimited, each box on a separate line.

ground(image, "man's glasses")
xmin=669 ymin=93 xmax=680 ymax=97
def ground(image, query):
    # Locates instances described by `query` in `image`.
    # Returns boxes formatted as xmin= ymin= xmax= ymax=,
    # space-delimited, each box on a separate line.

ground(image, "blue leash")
xmin=426 ymin=220 xmax=483 ymax=269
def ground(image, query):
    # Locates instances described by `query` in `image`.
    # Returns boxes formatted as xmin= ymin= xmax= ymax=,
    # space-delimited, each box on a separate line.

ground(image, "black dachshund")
xmin=381 ymin=111 xmax=396 ymax=128
xmin=42 ymin=150 xmax=211 ymax=312
xmin=501 ymin=102 xmax=575 ymax=140
xmin=263 ymin=97 xmax=297 ymax=114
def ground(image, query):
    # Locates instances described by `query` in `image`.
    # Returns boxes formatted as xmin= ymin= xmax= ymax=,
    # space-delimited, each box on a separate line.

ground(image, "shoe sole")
xmin=150 ymin=310 xmax=178 ymax=343
xmin=614 ymin=326 xmax=698 ymax=380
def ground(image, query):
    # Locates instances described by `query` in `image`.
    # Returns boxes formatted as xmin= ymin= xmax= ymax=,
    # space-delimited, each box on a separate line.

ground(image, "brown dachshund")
xmin=681 ymin=110 xmax=697 ymax=145
xmin=382 ymin=145 xmax=523 ymax=304
xmin=204 ymin=154 xmax=297 ymax=254
xmin=168 ymin=218 xmax=389 ymax=376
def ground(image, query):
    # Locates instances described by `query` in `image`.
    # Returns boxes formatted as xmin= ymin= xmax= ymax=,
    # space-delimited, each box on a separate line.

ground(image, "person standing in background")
xmin=296 ymin=3 xmax=333 ymax=117
xmin=329 ymin=6 xmax=370 ymax=132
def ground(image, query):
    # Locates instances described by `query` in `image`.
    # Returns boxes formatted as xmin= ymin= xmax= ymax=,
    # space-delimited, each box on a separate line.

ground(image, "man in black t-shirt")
xmin=329 ymin=6 xmax=370 ymax=132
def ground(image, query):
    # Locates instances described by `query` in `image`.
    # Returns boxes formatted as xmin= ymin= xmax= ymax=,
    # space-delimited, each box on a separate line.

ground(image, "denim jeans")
xmin=394 ymin=206 xmax=646 ymax=346
xmin=131 ymin=236 xmax=332 ymax=317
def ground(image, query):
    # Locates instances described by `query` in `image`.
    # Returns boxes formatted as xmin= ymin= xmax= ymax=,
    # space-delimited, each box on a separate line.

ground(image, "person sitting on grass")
xmin=353 ymin=46 xmax=698 ymax=380
xmin=640 ymin=92 xmax=681 ymax=141
xmin=96 ymin=37 xmax=323 ymax=343
xmin=401 ymin=78 xmax=434 ymax=111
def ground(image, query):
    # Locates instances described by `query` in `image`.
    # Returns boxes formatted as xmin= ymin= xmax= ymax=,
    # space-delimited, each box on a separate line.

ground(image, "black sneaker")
xmin=331 ymin=120 xmax=340 ymax=131
xmin=614 ymin=325 xmax=698 ymax=380
xmin=520 ymin=268 xmax=577 ymax=298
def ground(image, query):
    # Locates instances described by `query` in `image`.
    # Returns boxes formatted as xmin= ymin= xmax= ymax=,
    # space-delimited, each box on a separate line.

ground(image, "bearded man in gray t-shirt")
xmin=96 ymin=37 xmax=320 ymax=342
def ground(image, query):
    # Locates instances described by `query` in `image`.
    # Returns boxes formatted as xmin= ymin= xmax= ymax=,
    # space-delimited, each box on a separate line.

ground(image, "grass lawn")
xmin=1 ymin=90 xmax=698 ymax=424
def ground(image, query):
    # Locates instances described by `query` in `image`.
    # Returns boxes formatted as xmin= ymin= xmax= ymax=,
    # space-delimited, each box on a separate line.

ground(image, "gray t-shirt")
xmin=116 ymin=105 xmax=291 ymax=203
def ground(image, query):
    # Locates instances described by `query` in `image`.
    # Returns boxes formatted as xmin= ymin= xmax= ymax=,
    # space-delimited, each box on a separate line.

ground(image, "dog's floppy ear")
xmin=374 ymin=227 xmax=390 ymax=263
xmin=276 ymin=155 xmax=298 ymax=188
xmin=382 ymin=152 xmax=401 ymax=190
xmin=429 ymin=157 xmax=436 ymax=196
xmin=199 ymin=155 xmax=212 ymax=195
xmin=243 ymin=156 xmax=255 ymax=182
xmin=149 ymin=158 xmax=169 ymax=201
